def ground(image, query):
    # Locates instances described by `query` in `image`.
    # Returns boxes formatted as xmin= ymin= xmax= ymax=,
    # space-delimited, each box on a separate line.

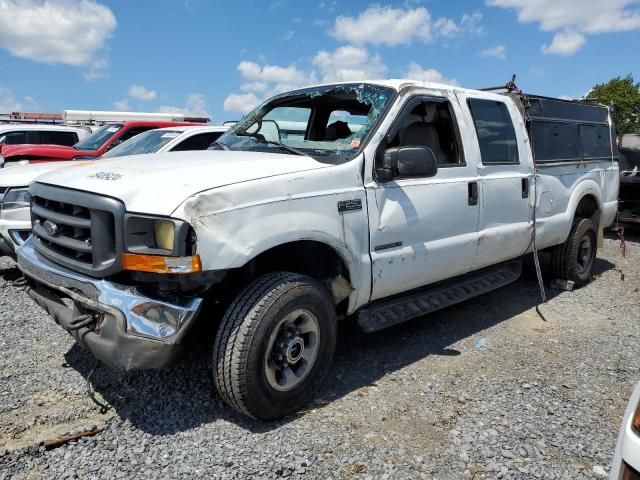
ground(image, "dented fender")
xmin=171 ymin=159 xmax=372 ymax=313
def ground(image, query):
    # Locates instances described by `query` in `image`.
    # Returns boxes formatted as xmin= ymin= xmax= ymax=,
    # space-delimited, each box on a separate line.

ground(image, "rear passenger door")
xmin=459 ymin=95 xmax=533 ymax=268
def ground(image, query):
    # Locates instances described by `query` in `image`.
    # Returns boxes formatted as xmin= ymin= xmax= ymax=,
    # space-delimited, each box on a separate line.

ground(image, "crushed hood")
xmin=34 ymin=150 xmax=332 ymax=215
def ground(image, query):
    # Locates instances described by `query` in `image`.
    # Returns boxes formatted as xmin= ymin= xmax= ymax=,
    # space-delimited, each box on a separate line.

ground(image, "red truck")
xmin=1 ymin=121 xmax=201 ymax=166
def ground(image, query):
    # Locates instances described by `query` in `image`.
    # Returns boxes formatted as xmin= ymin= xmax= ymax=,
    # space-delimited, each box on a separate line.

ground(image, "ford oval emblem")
xmin=43 ymin=220 xmax=59 ymax=237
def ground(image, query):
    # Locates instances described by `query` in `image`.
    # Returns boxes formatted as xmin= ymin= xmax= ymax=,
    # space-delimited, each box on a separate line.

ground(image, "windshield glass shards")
xmin=215 ymin=83 xmax=395 ymax=163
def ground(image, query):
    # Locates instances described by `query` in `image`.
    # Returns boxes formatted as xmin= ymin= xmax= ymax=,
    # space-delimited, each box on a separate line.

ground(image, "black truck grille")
xmin=32 ymin=198 xmax=94 ymax=264
xmin=30 ymin=183 xmax=125 ymax=278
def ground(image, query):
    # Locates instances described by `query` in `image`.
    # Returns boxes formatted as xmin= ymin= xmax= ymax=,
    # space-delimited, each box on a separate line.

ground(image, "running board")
xmin=357 ymin=260 xmax=522 ymax=333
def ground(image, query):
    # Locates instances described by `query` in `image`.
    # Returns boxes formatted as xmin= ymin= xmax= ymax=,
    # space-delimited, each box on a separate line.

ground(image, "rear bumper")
xmin=17 ymin=237 xmax=203 ymax=371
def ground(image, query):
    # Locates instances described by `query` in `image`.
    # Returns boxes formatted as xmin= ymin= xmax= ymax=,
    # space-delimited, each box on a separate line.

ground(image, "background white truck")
xmin=0 ymin=125 xmax=227 ymax=256
xmin=15 ymin=80 xmax=618 ymax=420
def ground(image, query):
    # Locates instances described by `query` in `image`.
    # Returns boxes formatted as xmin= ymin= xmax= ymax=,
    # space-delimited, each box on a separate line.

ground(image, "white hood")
xmin=34 ymin=150 xmax=332 ymax=215
xmin=0 ymin=161 xmax=79 ymax=187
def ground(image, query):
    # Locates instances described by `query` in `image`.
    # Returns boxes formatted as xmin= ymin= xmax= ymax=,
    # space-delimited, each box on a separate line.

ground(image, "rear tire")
xmin=213 ymin=272 xmax=336 ymax=420
xmin=550 ymin=218 xmax=597 ymax=287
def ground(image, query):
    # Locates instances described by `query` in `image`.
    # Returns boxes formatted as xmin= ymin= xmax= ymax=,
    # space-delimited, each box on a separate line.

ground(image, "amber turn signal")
xmin=122 ymin=253 xmax=202 ymax=274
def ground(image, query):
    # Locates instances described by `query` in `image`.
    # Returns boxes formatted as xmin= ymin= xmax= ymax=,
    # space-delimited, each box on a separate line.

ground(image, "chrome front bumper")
xmin=16 ymin=237 xmax=203 ymax=370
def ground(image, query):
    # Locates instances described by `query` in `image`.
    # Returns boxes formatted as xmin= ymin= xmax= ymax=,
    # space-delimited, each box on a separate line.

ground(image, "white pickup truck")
xmin=0 ymin=125 xmax=227 ymax=256
xmin=15 ymin=80 xmax=619 ymax=420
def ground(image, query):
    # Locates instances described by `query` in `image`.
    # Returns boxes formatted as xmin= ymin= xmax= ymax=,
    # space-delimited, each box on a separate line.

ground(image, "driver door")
xmin=367 ymin=95 xmax=480 ymax=301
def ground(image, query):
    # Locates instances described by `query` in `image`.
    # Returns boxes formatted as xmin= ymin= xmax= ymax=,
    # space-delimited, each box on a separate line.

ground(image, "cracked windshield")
xmin=214 ymin=83 xmax=395 ymax=163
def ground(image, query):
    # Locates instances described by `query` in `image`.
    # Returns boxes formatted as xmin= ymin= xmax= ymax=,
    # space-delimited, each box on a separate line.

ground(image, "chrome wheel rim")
xmin=576 ymin=234 xmax=593 ymax=274
xmin=264 ymin=309 xmax=320 ymax=392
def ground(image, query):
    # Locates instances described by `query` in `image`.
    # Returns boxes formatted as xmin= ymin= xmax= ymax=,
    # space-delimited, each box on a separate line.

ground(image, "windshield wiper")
xmin=251 ymin=138 xmax=307 ymax=157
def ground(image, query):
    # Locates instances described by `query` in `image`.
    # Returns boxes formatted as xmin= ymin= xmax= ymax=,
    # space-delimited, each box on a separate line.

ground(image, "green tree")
xmin=587 ymin=75 xmax=640 ymax=134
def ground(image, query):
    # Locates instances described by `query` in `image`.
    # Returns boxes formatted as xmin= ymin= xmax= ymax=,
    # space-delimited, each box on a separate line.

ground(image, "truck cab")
xmin=15 ymin=80 xmax=618 ymax=420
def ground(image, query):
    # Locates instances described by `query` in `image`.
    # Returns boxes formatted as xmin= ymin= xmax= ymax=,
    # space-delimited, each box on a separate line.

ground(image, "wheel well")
xmin=575 ymin=194 xmax=601 ymax=228
xmin=249 ymin=241 xmax=350 ymax=282
xmin=220 ymin=241 xmax=353 ymax=313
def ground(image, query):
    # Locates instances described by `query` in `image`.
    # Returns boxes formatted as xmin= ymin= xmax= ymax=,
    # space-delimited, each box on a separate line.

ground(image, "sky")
xmin=0 ymin=0 xmax=638 ymax=123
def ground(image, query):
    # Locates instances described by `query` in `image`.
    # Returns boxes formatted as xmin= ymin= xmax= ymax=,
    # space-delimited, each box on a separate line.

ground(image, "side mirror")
xmin=376 ymin=146 xmax=438 ymax=181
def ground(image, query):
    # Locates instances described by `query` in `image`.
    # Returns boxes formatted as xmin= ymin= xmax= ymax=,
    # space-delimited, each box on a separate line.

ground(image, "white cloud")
xmin=541 ymin=31 xmax=585 ymax=56
xmin=331 ymin=5 xmax=433 ymax=45
xmin=330 ymin=6 xmax=483 ymax=46
xmin=480 ymin=44 xmax=507 ymax=59
xmin=0 ymin=87 xmax=37 ymax=112
xmin=435 ymin=12 xmax=484 ymax=38
xmin=84 ymin=58 xmax=109 ymax=81
xmin=404 ymin=63 xmax=460 ymax=86
xmin=158 ymin=93 xmax=210 ymax=119
xmin=224 ymin=60 xmax=317 ymax=113
xmin=487 ymin=0 xmax=640 ymax=55
xmin=223 ymin=92 xmax=261 ymax=114
xmin=223 ymin=44 xmax=391 ymax=113
xmin=237 ymin=60 xmax=311 ymax=90
xmin=113 ymin=99 xmax=130 ymax=111
xmin=313 ymin=45 xmax=387 ymax=82
xmin=128 ymin=85 xmax=157 ymax=101
xmin=0 ymin=0 xmax=116 ymax=66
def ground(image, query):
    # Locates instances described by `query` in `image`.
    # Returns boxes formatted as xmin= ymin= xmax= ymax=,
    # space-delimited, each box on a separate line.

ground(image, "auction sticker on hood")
xmin=88 ymin=171 xmax=123 ymax=181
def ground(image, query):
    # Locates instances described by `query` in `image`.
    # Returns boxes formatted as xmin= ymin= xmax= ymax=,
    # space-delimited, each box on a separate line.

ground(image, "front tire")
xmin=550 ymin=218 xmax=597 ymax=286
xmin=213 ymin=272 xmax=336 ymax=420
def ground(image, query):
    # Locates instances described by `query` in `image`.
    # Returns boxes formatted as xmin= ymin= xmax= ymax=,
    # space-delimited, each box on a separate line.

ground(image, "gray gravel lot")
xmin=0 ymin=229 xmax=639 ymax=479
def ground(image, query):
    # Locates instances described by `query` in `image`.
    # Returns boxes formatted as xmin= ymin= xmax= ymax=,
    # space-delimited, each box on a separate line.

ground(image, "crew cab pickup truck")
xmin=0 ymin=121 xmax=200 ymax=167
xmin=15 ymin=80 xmax=619 ymax=420
xmin=0 ymin=126 xmax=227 ymax=256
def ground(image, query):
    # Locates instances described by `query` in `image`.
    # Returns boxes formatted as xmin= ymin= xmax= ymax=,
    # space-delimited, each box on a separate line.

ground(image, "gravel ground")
xmin=0 ymin=229 xmax=638 ymax=480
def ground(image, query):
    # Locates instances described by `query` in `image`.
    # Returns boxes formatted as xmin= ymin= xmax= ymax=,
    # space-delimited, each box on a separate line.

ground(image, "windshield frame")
xmin=74 ymin=123 xmax=124 ymax=151
xmin=218 ymin=83 xmax=398 ymax=164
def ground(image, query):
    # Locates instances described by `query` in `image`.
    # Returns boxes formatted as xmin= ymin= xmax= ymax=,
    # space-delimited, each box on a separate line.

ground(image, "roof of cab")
xmin=279 ymin=79 xmax=510 ymax=102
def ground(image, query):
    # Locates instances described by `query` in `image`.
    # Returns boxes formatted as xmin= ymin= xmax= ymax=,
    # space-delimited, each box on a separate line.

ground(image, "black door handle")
xmin=468 ymin=181 xmax=478 ymax=206
xmin=522 ymin=177 xmax=529 ymax=198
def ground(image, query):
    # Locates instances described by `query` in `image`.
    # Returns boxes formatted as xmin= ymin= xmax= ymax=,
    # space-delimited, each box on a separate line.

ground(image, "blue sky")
xmin=0 ymin=0 xmax=638 ymax=123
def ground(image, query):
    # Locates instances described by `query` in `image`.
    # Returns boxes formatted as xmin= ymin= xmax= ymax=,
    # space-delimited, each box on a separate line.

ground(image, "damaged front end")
xmin=18 ymin=236 xmax=205 ymax=370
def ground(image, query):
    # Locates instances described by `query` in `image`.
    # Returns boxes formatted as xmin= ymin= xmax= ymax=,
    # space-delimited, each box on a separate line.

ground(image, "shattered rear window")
xmin=216 ymin=83 xmax=396 ymax=163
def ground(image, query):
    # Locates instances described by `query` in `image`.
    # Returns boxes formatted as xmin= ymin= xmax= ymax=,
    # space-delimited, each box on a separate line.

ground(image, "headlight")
xmin=123 ymin=215 xmax=200 ymax=274
xmin=0 ymin=155 xmax=5 ymax=168
xmin=1 ymin=187 xmax=31 ymax=211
